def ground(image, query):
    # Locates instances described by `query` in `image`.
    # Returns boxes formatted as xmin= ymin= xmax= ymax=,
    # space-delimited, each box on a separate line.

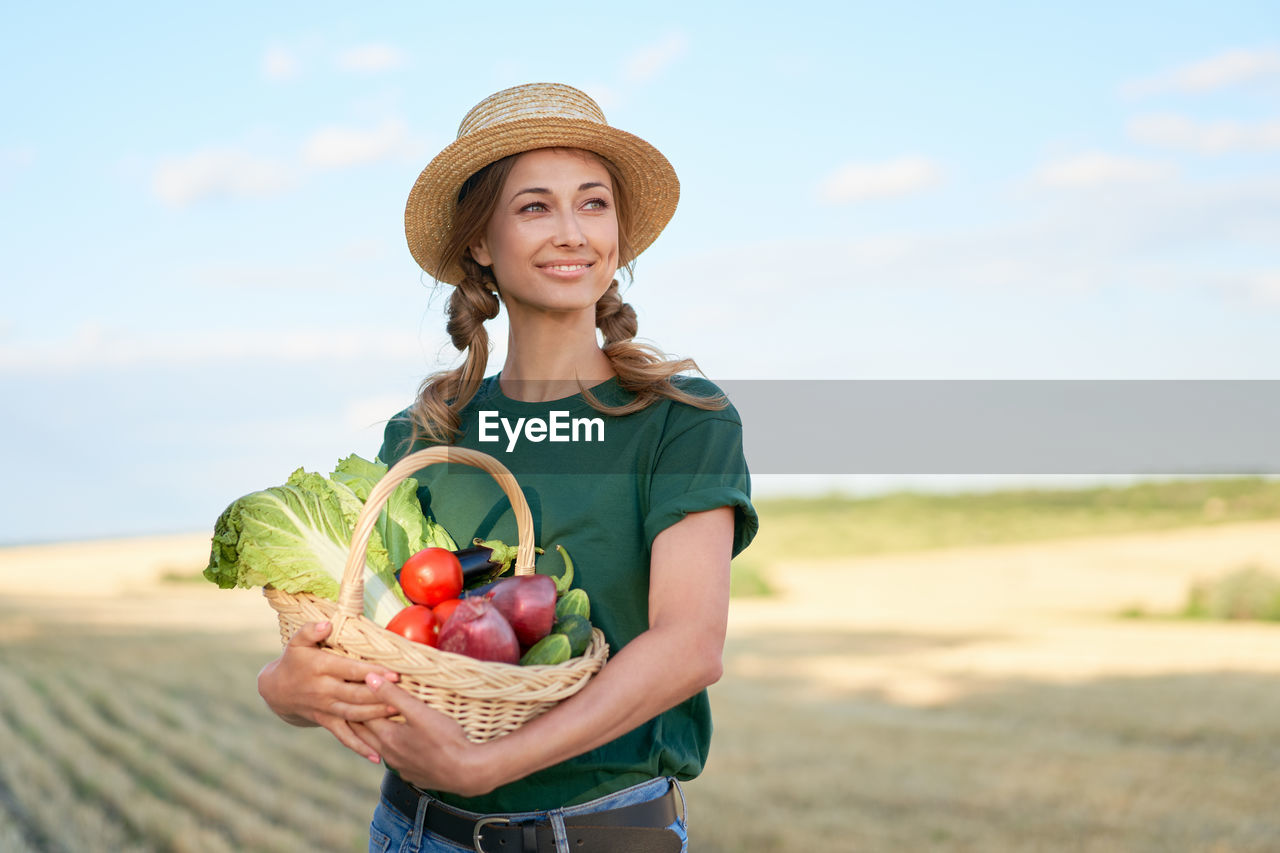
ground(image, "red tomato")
xmin=432 ymin=597 xmax=464 ymax=629
xmin=399 ymin=547 xmax=463 ymax=607
xmin=385 ymin=604 xmax=438 ymax=647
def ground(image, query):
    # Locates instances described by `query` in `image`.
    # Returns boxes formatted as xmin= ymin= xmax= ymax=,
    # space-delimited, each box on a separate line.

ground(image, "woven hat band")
xmin=458 ymin=84 xmax=608 ymax=138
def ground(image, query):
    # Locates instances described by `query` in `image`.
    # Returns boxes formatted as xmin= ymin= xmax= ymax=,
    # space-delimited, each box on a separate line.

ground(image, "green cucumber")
xmin=551 ymin=544 xmax=575 ymax=595
xmin=555 ymin=588 xmax=590 ymax=621
xmin=520 ymin=633 xmax=571 ymax=666
xmin=552 ymin=613 xmax=592 ymax=657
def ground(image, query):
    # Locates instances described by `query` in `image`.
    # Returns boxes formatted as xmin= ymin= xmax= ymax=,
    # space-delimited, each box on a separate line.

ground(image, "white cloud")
xmin=1245 ymin=271 xmax=1280 ymax=305
xmin=1 ymin=145 xmax=35 ymax=169
xmin=1124 ymin=47 xmax=1280 ymax=96
xmin=302 ymin=119 xmax=411 ymax=168
xmin=152 ymin=147 xmax=291 ymax=206
xmin=0 ymin=324 xmax=430 ymax=374
xmin=653 ymin=173 xmax=1280 ymax=326
xmin=819 ymin=156 xmax=943 ymax=203
xmin=344 ymin=394 xmax=414 ymax=432
xmin=336 ymin=43 xmax=408 ymax=73
xmin=1035 ymin=152 xmax=1176 ymax=189
xmin=154 ymin=118 xmax=423 ymax=205
xmin=623 ymin=32 xmax=689 ymax=83
xmin=580 ymin=82 xmax=622 ymax=112
xmin=1128 ymin=113 xmax=1280 ymax=153
xmin=0 ymin=145 xmax=36 ymax=187
xmin=262 ymin=44 xmax=301 ymax=81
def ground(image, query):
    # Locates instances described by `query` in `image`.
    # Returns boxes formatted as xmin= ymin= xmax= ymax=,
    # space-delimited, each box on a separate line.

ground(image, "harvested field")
xmin=2 ymin=519 xmax=1278 ymax=851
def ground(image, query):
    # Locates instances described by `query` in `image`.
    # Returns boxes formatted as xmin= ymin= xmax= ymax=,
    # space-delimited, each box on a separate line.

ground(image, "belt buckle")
xmin=472 ymin=815 xmax=510 ymax=853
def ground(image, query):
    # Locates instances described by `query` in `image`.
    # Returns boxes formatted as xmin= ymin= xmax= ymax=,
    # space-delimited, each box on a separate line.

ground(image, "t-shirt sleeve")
xmin=376 ymin=407 xmax=439 ymax=516
xmin=644 ymin=414 xmax=759 ymax=557
xmin=377 ymin=408 xmax=416 ymax=466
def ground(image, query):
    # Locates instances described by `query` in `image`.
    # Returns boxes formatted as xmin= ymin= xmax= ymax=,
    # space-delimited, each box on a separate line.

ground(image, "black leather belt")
xmin=380 ymin=771 xmax=682 ymax=853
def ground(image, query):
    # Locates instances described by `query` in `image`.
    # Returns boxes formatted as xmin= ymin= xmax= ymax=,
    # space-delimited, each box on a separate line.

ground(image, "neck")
xmin=499 ymin=310 xmax=614 ymax=402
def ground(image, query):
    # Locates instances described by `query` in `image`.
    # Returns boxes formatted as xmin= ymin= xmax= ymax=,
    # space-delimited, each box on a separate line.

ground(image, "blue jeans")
xmin=368 ymin=776 xmax=688 ymax=853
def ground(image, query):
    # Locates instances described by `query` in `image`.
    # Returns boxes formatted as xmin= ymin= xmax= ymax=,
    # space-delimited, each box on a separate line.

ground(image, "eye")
xmin=583 ymin=198 xmax=610 ymax=211
xmin=519 ymin=201 xmax=549 ymax=213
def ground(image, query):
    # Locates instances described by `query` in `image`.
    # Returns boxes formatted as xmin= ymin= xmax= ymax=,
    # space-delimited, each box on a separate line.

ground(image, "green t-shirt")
xmin=377 ymin=373 xmax=757 ymax=813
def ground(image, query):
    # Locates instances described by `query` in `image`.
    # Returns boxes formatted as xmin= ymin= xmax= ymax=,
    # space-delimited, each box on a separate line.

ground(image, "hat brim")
xmin=405 ymin=117 xmax=679 ymax=285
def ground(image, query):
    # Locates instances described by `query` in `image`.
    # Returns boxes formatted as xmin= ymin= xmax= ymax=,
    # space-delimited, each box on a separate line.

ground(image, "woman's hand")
xmin=354 ymin=676 xmax=495 ymax=797
xmin=257 ymin=620 xmax=401 ymax=763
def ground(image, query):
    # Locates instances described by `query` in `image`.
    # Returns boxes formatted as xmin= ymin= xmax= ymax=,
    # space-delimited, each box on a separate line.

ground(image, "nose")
xmin=552 ymin=209 xmax=586 ymax=248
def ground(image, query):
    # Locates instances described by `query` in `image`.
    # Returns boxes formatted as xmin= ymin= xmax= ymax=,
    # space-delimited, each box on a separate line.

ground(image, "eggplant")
xmin=457 ymin=538 xmax=544 ymax=589
xmin=461 ymin=579 xmax=500 ymax=599
xmin=454 ymin=545 xmax=508 ymax=587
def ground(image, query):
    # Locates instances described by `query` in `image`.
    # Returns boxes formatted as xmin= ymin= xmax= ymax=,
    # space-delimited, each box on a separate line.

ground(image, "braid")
xmin=410 ymin=259 xmax=500 ymax=445
xmin=448 ymin=256 xmax=501 ymax=351
xmin=594 ymin=279 xmax=637 ymax=345
xmin=586 ymin=280 xmax=728 ymax=416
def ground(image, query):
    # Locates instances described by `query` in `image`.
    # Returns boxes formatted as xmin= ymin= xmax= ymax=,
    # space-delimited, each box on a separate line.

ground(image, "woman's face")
xmin=470 ymin=148 xmax=619 ymax=318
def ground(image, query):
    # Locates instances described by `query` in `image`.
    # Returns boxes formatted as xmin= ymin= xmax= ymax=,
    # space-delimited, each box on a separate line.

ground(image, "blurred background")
xmin=3 ymin=1 xmax=1279 ymax=543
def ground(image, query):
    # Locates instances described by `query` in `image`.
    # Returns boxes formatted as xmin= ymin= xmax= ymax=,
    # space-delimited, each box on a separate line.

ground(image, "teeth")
xmin=547 ymin=264 xmax=589 ymax=271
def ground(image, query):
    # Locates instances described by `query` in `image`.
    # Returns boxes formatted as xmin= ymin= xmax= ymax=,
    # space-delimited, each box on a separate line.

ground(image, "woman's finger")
xmin=312 ymin=653 xmax=400 ymax=684
xmin=320 ymin=717 xmax=383 ymax=763
xmin=287 ymin=620 xmax=331 ymax=647
xmin=281 ymin=629 xmax=400 ymax=685
xmin=363 ymin=673 xmax=421 ymax=719
xmin=350 ymin=720 xmax=384 ymax=754
xmin=321 ymin=687 xmax=403 ymax=720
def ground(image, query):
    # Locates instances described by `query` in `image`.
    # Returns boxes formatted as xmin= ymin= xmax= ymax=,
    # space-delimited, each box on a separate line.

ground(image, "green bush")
xmin=1182 ymin=565 xmax=1280 ymax=622
xmin=750 ymin=477 xmax=1280 ymax=566
xmin=729 ymin=559 xmax=773 ymax=598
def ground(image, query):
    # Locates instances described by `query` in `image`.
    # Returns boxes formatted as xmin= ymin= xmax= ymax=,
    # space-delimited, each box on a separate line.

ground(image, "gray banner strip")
xmin=724 ymin=380 xmax=1280 ymax=475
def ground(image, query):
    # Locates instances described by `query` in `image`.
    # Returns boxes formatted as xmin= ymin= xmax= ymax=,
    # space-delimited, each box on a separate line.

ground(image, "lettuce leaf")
xmin=333 ymin=454 xmax=457 ymax=567
xmin=204 ymin=454 xmax=440 ymax=626
xmin=330 ymin=453 xmax=387 ymax=502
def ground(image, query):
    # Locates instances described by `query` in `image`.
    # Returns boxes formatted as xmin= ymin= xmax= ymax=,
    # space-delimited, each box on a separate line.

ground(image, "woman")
xmin=258 ymin=83 xmax=756 ymax=853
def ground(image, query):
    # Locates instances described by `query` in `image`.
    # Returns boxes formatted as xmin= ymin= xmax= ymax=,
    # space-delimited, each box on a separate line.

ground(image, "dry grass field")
xmin=2 ymin=509 xmax=1279 ymax=851
xmin=702 ymin=521 xmax=1280 ymax=851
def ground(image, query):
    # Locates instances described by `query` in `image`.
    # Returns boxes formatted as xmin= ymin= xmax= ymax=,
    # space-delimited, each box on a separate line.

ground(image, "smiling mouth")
xmin=542 ymin=263 xmax=592 ymax=272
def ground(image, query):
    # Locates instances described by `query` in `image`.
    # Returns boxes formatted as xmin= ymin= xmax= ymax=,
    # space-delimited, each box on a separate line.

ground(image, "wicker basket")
xmin=264 ymin=446 xmax=608 ymax=743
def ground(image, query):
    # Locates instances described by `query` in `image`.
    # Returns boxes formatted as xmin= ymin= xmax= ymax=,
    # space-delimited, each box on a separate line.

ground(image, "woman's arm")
xmin=354 ymin=506 xmax=735 ymax=796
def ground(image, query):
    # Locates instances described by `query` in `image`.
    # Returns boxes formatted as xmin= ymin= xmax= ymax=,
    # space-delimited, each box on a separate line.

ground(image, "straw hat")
xmin=404 ymin=82 xmax=680 ymax=285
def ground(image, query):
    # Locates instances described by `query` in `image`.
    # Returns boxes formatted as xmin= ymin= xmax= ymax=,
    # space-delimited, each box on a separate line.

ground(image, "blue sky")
xmin=2 ymin=2 xmax=1278 ymax=543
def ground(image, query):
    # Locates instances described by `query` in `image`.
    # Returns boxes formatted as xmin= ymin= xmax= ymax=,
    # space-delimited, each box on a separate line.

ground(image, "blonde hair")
xmin=409 ymin=148 xmax=724 ymax=446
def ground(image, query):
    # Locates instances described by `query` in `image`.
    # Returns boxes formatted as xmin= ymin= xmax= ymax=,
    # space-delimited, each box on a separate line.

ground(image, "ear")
xmin=469 ymin=236 xmax=492 ymax=268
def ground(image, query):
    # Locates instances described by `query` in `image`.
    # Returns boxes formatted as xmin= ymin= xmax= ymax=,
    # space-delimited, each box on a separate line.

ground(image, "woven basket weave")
xmin=264 ymin=446 xmax=608 ymax=743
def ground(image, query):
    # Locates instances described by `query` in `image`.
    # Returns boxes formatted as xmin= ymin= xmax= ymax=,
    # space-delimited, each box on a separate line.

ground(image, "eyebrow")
xmin=509 ymin=182 xmax=610 ymax=203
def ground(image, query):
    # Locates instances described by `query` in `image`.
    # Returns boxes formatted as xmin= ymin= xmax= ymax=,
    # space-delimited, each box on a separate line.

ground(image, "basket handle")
xmin=335 ymin=446 xmax=536 ymax=619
